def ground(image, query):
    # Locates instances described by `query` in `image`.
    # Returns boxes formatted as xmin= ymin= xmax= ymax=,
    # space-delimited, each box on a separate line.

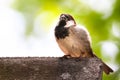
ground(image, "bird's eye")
xmin=60 ymin=16 xmax=68 ymax=21
xmin=65 ymin=16 xmax=69 ymax=19
xmin=60 ymin=14 xmax=70 ymax=21
xmin=62 ymin=17 xmax=66 ymax=20
xmin=60 ymin=16 xmax=69 ymax=21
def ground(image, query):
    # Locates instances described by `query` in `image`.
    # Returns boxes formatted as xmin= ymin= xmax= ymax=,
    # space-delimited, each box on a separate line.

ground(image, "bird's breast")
xmin=56 ymin=33 xmax=81 ymax=57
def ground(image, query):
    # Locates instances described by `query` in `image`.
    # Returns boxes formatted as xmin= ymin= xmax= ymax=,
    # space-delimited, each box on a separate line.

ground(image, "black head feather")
xmin=55 ymin=20 xmax=69 ymax=39
xmin=55 ymin=14 xmax=75 ymax=39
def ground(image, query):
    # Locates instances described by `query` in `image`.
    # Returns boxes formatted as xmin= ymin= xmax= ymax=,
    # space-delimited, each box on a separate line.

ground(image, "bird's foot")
xmin=59 ymin=55 xmax=71 ymax=60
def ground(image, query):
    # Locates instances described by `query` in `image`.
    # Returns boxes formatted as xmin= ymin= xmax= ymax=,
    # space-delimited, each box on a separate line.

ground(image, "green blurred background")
xmin=0 ymin=0 xmax=120 ymax=79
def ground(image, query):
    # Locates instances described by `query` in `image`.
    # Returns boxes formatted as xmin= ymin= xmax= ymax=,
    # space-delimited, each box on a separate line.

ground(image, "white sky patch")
xmin=112 ymin=22 xmax=120 ymax=38
xmin=0 ymin=7 xmax=27 ymax=56
xmin=0 ymin=0 xmax=63 ymax=57
xmin=0 ymin=5 xmax=63 ymax=57
xmin=80 ymin=0 xmax=115 ymax=18
xmin=101 ymin=41 xmax=118 ymax=58
xmin=0 ymin=0 xmax=14 ymax=7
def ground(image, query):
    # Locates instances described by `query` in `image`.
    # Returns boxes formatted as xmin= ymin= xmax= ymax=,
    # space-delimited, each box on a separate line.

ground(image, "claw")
xmin=59 ymin=55 xmax=71 ymax=60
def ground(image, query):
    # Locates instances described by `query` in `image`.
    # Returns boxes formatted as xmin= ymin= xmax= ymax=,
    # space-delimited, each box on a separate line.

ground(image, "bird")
xmin=54 ymin=13 xmax=113 ymax=74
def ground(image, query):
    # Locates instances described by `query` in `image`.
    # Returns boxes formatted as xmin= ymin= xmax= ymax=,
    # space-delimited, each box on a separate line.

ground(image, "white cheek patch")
xmin=64 ymin=20 xmax=75 ymax=27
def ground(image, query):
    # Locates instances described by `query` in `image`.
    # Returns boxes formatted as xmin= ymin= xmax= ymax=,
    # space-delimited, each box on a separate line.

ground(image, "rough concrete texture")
xmin=0 ymin=57 xmax=103 ymax=80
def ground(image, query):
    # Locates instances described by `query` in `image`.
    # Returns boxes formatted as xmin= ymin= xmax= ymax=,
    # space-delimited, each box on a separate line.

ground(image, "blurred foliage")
xmin=13 ymin=0 xmax=120 ymax=79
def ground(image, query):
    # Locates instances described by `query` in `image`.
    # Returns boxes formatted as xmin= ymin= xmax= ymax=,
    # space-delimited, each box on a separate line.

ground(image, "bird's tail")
xmin=102 ymin=61 xmax=113 ymax=74
xmin=93 ymin=54 xmax=113 ymax=74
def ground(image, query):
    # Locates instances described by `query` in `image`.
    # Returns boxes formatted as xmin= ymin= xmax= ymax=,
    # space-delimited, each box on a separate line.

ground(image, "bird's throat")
xmin=55 ymin=21 xmax=69 ymax=39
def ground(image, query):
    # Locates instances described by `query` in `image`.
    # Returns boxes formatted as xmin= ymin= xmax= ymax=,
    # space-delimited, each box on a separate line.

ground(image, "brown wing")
xmin=69 ymin=26 xmax=94 ymax=57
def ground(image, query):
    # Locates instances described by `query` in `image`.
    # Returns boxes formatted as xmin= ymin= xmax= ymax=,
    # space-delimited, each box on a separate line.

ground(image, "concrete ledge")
xmin=0 ymin=57 xmax=103 ymax=80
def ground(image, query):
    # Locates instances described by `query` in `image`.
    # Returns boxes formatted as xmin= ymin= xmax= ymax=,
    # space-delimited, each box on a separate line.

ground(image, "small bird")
xmin=54 ymin=13 xmax=113 ymax=74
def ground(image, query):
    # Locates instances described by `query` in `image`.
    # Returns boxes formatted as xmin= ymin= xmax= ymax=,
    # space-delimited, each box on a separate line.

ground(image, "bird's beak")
xmin=60 ymin=14 xmax=66 ymax=21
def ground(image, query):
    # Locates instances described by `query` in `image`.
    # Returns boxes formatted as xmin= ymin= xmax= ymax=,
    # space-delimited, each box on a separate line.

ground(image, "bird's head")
xmin=59 ymin=14 xmax=76 ymax=27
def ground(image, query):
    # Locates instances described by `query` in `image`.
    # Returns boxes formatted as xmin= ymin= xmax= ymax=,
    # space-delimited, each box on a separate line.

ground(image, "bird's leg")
xmin=59 ymin=55 xmax=71 ymax=60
